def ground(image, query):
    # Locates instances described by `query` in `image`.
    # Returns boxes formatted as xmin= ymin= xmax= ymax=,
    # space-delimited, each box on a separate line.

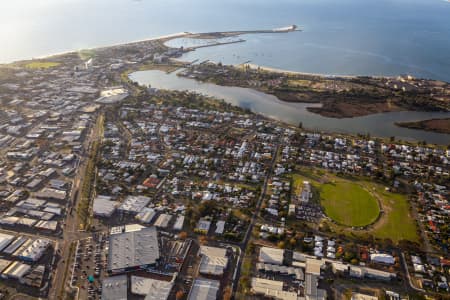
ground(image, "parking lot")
xmin=70 ymin=233 xmax=107 ymax=300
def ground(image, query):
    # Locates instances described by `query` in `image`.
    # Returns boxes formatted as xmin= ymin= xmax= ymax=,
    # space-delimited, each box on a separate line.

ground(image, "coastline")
xmin=1 ymin=27 xmax=295 ymax=65
xmin=0 ymin=29 xmax=424 ymax=83
xmin=241 ymin=63 xmax=401 ymax=81
xmin=2 ymin=28 xmax=449 ymax=140
xmin=1 ymin=28 xmax=387 ymax=81
xmin=1 ymin=32 xmax=192 ymax=65
xmin=244 ymin=63 xmax=358 ymax=79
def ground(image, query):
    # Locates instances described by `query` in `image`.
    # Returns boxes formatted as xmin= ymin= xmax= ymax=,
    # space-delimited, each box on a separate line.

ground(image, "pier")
xmin=184 ymin=39 xmax=246 ymax=52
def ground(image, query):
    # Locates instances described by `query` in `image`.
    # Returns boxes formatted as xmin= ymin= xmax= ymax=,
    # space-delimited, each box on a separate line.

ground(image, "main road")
xmin=231 ymin=142 xmax=280 ymax=298
xmin=50 ymin=111 xmax=104 ymax=300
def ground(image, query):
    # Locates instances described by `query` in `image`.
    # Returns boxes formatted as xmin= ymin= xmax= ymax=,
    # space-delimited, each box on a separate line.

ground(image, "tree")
xmin=199 ymin=235 xmax=208 ymax=245
xmin=289 ymin=238 xmax=297 ymax=248
xmin=343 ymin=289 xmax=352 ymax=300
xmin=223 ymin=286 xmax=232 ymax=300
xmin=176 ymin=290 xmax=184 ymax=300
xmin=247 ymin=242 xmax=256 ymax=255
xmin=344 ymin=251 xmax=355 ymax=262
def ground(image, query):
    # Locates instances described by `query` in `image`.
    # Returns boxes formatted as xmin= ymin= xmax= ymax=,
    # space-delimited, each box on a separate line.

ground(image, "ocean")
xmin=1 ymin=0 xmax=450 ymax=81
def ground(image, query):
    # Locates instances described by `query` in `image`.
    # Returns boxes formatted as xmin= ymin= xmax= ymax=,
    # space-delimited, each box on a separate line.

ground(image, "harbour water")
xmin=129 ymin=70 xmax=450 ymax=144
xmin=2 ymin=0 xmax=450 ymax=81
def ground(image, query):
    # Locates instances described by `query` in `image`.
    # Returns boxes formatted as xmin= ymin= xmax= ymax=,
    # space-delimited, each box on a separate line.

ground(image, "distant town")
xmin=0 ymin=29 xmax=448 ymax=300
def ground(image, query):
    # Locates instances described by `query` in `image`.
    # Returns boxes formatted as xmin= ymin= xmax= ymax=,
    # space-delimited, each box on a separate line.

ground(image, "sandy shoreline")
xmin=2 ymin=29 xmax=412 ymax=81
xmin=5 ymin=32 xmax=192 ymax=64
xmin=243 ymin=63 xmax=399 ymax=80
xmin=245 ymin=63 xmax=354 ymax=78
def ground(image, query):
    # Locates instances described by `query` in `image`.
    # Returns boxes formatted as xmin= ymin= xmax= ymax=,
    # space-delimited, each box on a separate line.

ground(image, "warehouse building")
xmin=34 ymin=220 xmax=58 ymax=231
xmin=2 ymin=261 xmax=31 ymax=280
xmin=107 ymin=226 xmax=160 ymax=274
xmin=173 ymin=215 xmax=185 ymax=231
xmin=117 ymin=195 xmax=151 ymax=215
xmin=22 ymin=265 xmax=45 ymax=288
xmin=135 ymin=207 xmax=156 ymax=224
xmin=0 ymin=233 xmax=15 ymax=251
xmin=0 ymin=259 xmax=12 ymax=274
xmin=3 ymin=236 xmax=28 ymax=255
xmin=188 ymin=278 xmax=220 ymax=300
xmin=15 ymin=238 xmax=51 ymax=262
xmin=131 ymin=275 xmax=174 ymax=300
xmin=101 ymin=275 xmax=128 ymax=300
xmin=35 ymin=187 xmax=67 ymax=201
xmin=305 ymin=274 xmax=327 ymax=300
xmin=154 ymin=213 xmax=172 ymax=228
xmin=259 ymin=247 xmax=284 ymax=265
xmin=199 ymin=246 xmax=229 ymax=276
xmin=251 ymin=277 xmax=298 ymax=300
xmin=93 ymin=196 xmax=118 ymax=217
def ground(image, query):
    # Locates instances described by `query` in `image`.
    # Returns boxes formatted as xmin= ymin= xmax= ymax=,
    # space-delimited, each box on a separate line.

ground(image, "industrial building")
xmin=3 ymin=236 xmax=28 ymax=255
xmin=15 ymin=238 xmax=51 ymax=262
xmin=101 ymin=275 xmax=128 ymax=300
xmin=172 ymin=215 xmax=184 ymax=231
xmin=188 ymin=278 xmax=220 ymax=300
xmin=107 ymin=226 xmax=160 ymax=274
xmin=199 ymin=246 xmax=228 ymax=276
xmin=256 ymin=263 xmax=304 ymax=280
xmin=2 ymin=261 xmax=31 ymax=280
xmin=154 ymin=213 xmax=172 ymax=228
xmin=251 ymin=277 xmax=298 ymax=300
xmin=0 ymin=233 xmax=15 ymax=251
xmin=0 ymin=259 xmax=12 ymax=274
xmin=258 ymin=247 xmax=284 ymax=265
xmin=135 ymin=207 xmax=156 ymax=224
xmin=117 ymin=195 xmax=151 ymax=214
xmin=130 ymin=275 xmax=174 ymax=300
xmin=305 ymin=273 xmax=327 ymax=300
xmin=93 ymin=195 xmax=118 ymax=217
xmin=35 ymin=187 xmax=66 ymax=201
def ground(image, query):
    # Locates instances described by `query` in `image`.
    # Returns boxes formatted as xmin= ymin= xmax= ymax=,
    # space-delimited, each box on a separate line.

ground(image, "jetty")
xmin=184 ymin=39 xmax=246 ymax=51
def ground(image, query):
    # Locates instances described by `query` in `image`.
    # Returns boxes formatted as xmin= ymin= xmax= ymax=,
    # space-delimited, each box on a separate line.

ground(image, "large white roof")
xmin=130 ymin=276 xmax=173 ymax=300
xmin=102 ymin=275 xmax=128 ymax=300
xmin=0 ymin=233 xmax=15 ymax=251
xmin=93 ymin=197 xmax=118 ymax=217
xmin=188 ymin=279 xmax=220 ymax=300
xmin=108 ymin=226 xmax=160 ymax=272
xmin=118 ymin=195 xmax=151 ymax=214
xmin=199 ymin=246 xmax=228 ymax=276
xmin=259 ymin=247 xmax=284 ymax=265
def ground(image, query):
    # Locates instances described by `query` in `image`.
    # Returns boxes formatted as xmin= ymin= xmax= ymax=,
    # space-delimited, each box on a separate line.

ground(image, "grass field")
xmin=371 ymin=187 xmax=418 ymax=242
xmin=291 ymin=168 xmax=419 ymax=243
xmin=320 ymin=181 xmax=380 ymax=227
xmin=25 ymin=61 xmax=60 ymax=69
